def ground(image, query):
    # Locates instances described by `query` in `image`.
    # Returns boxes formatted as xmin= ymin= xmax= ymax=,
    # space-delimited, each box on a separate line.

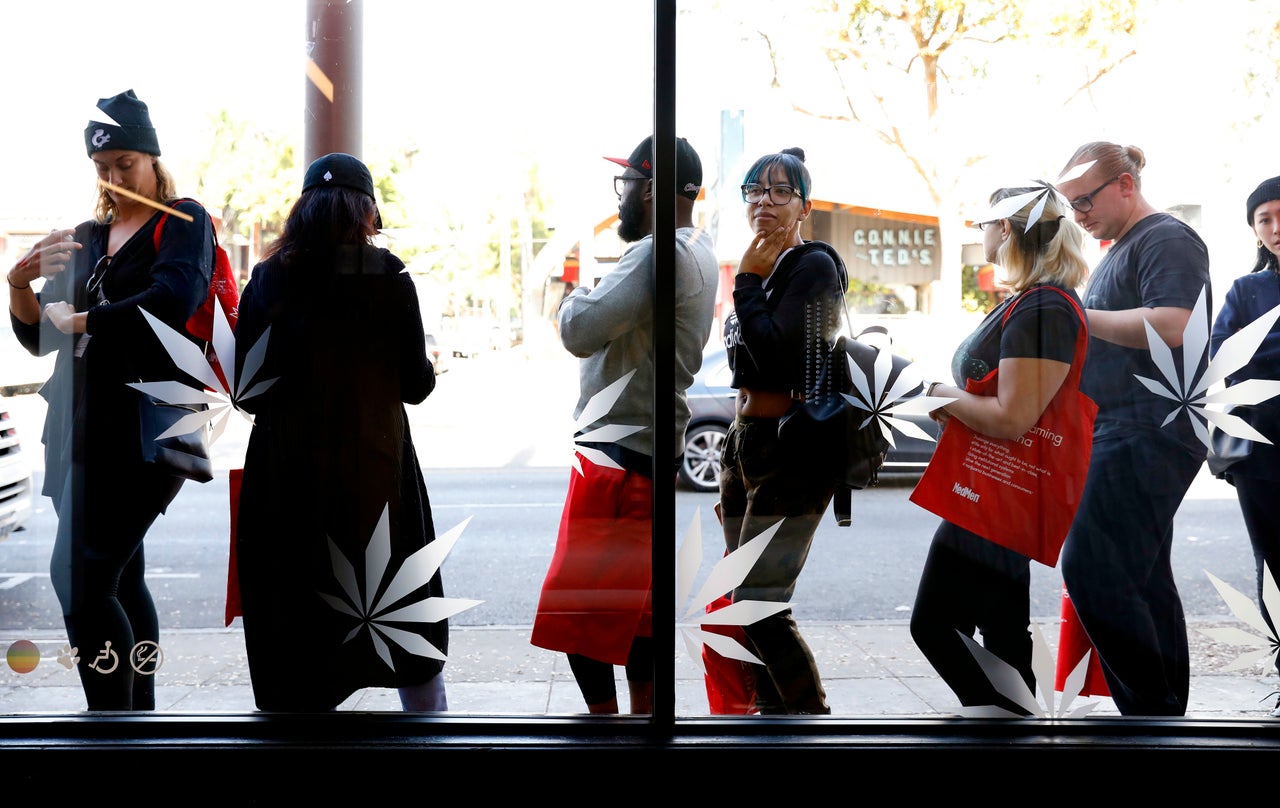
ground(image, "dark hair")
xmin=1246 ymin=176 xmax=1280 ymax=273
xmin=1253 ymin=244 xmax=1280 ymax=274
xmin=262 ymin=186 xmax=379 ymax=265
xmin=743 ymin=147 xmax=811 ymax=201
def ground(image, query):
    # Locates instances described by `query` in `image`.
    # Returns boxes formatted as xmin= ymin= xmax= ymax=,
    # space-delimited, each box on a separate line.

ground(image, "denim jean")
xmin=1060 ymin=430 xmax=1202 ymax=716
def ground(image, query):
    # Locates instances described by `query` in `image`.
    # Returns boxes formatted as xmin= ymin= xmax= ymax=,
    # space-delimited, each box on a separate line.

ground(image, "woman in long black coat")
xmin=233 ymin=153 xmax=447 ymax=712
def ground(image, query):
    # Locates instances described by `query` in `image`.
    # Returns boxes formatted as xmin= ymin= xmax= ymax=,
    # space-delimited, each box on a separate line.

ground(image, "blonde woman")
xmin=910 ymin=185 xmax=1089 ymax=716
xmin=6 ymin=90 xmax=213 ymax=710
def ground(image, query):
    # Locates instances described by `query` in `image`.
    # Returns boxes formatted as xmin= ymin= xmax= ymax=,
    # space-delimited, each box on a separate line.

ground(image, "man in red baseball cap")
xmin=531 ymin=135 xmax=717 ymax=713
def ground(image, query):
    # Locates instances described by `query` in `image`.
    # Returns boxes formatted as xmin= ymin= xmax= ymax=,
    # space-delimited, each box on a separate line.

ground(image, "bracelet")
xmin=7 ymin=276 xmax=30 ymax=290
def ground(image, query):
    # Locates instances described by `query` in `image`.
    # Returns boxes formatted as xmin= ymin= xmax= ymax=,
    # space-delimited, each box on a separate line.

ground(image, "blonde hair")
xmin=991 ymin=187 xmax=1090 ymax=293
xmin=93 ymin=157 xmax=178 ymax=224
xmin=1060 ymin=142 xmax=1146 ymax=191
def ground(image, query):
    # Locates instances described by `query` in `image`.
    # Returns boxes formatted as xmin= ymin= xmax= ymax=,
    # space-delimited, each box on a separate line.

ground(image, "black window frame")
xmin=3 ymin=0 xmax=1280 ymax=780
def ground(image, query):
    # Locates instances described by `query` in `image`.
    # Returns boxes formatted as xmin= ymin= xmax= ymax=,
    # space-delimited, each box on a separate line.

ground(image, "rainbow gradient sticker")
xmin=6 ymin=640 xmax=40 ymax=674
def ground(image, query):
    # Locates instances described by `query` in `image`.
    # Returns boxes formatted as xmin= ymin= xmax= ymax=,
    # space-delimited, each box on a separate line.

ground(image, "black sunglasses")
xmin=86 ymin=254 xmax=112 ymax=305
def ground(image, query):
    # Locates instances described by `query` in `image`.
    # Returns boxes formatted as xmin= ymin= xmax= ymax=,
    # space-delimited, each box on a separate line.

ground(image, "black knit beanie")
xmin=1246 ymin=176 xmax=1280 ymax=224
xmin=84 ymin=89 xmax=160 ymax=157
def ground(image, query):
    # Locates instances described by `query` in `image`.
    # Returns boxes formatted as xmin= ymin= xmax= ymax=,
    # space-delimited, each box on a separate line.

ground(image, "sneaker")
xmin=1262 ymin=691 xmax=1280 ymax=717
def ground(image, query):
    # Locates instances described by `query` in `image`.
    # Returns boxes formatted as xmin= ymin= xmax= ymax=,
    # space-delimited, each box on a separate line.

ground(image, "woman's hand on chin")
xmin=739 ymin=221 xmax=799 ymax=278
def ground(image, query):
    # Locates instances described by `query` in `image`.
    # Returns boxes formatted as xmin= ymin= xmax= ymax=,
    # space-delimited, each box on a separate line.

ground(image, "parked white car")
xmin=0 ymin=402 xmax=34 ymax=541
xmin=0 ymin=323 xmax=53 ymax=397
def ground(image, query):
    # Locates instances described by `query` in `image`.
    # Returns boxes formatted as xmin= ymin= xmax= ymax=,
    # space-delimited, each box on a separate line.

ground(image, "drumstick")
xmin=97 ymin=179 xmax=195 ymax=222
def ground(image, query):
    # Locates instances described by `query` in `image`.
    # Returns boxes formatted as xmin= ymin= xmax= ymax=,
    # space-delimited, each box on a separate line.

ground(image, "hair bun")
xmin=782 ymin=147 xmax=806 ymax=162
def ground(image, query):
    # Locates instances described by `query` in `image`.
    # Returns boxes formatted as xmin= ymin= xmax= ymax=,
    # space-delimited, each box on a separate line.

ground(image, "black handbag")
xmin=777 ymin=325 xmax=918 ymax=525
xmin=1207 ymin=405 xmax=1253 ymax=483
xmin=138 ymin=393 xmax=213 ymax=483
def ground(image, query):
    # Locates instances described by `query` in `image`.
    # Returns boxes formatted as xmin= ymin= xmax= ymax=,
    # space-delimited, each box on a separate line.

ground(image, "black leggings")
xmin=911 ymin=524 xmax=1034 ymax=716
xmin=1233 ymin=474 xmax=1280 ymax=676
xmin=51 ymin=465 xmax=181 ymax=710
xmin=567 ymin=637 xmax=654 ymax=706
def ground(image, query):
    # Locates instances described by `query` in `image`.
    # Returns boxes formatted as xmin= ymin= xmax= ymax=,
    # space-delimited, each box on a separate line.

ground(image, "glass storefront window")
xmin=2 ymin=2 xmax=1280 ymax=766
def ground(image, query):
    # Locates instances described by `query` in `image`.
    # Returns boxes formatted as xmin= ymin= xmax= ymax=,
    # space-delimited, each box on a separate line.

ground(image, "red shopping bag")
xmin=1054 ymin=584 xmax=1109 ymax=697
xmin=909 ymin=287 xmax=1096 ymax=567
xmin=701 ymin=594 xmax=758 ymax=715
xmin=225 ymin=468 xmax=244 ymax=627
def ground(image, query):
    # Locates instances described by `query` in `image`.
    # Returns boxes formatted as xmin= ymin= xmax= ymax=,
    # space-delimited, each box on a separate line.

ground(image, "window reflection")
xmin=0 ymin=0 xmax=1275 ymax=734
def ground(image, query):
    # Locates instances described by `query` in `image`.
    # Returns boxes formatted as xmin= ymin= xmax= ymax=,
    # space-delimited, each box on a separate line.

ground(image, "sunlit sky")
xmin=2 ymin=0 xmax=1277 ymax=296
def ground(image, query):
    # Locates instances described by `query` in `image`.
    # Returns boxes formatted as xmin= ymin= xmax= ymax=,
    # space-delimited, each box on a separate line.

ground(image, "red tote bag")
xmin=1055 ymin=584 xmax=1110 ymax=697
xmin=909 ymin=286 xmax=1096 ymax=567
xmin=701 ymin=593 xmax=759 ymax=715
xmin=225 ymin=467 xmax=243 ymax=627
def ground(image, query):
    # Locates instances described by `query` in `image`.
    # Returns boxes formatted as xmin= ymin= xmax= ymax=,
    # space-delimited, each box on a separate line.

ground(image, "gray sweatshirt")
xmin=559 ymin=226 xmax=719 ymax=462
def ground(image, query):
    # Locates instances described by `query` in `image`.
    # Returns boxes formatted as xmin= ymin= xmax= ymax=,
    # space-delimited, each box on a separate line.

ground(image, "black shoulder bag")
xmin=777 ymin=298 xmax=917 ymax=525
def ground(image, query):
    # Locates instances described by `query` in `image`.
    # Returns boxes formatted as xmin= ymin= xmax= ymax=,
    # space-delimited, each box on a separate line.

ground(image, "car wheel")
xmin=679 ymin=422 xmax=727 ymax=493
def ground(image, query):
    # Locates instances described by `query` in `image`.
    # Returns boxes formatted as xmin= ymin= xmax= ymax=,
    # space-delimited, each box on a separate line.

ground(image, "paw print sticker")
xmin=56 ymin=644 xmax=79 ymax=670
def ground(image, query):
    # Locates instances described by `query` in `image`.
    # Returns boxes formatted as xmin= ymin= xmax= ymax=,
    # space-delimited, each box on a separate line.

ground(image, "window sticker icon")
xmin=130 ymin=641 xmax=164 ymax=676
xmin=88 ymin=641 xmax=118 ymax=674
xmin=6 ymin=640 xmax=40 ymax=674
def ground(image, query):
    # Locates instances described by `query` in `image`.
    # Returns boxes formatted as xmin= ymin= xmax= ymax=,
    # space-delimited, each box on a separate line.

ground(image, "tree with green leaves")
xmin=190 ymin=110 xmax=299 ymax=263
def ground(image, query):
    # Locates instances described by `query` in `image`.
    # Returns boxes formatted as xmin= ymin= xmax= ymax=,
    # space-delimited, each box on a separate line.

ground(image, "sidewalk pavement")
xmin=3 ymin=618 xmax=1277 ymax=719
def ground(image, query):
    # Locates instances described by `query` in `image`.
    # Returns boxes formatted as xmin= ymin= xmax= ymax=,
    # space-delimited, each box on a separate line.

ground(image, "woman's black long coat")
xmin=233 ymin=244 xmax=445 ymax=711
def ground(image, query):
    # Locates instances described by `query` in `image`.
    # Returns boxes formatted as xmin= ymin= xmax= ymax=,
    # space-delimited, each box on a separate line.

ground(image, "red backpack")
xmin=153 ymin=198 xmax=240 ymax=390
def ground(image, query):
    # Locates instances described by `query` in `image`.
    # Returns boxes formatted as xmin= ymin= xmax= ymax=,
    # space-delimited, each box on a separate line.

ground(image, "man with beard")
xmin=531 ymin=135 xmax=719 ymax=713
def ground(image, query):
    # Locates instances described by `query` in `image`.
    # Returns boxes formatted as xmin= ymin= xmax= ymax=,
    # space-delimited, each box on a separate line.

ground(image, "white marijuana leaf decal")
xmin=962 ymin=623 xmax=1101 ymax=719
xmin=320 ymin=506 xmax=483 ymax=670
xmin=675 ymin=508 xmax=789 ymax=671
xmin=1199 ymin=566 xmax=1280 ymax=673
xmin=128 ymin=298 xmax=277 ymax=447
xmin=1134 ymin=287 xmax=1280 ymax=449
xmin=570 ymin=368 xmax=645 ymax=475
xmin=840 ymin=331 xmax=953 ymax=449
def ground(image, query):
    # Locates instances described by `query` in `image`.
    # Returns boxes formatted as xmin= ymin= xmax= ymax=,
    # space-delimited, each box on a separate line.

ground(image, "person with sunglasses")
xmin=6 ymin=90 xmax=214 ymax=710
xmin=909 ymin=185 xmax=1090 ymax=716
xmin=1055 ymin=142 xmax=1211 ymax=716
xmin=717 ymin=147 xmax=849 ymax=714
xmin=531 ymin=135 xmax=719 ymax=713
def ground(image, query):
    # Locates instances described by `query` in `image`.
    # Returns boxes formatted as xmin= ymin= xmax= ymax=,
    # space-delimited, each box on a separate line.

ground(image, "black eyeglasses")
xmin=86 ymin=254 xmax=111 ymax=305
xmin=741 ymin=184 xmax=799 ymax=205
xmin=1069 ymin=176 xmax=1120 ymax=213
xmin=614 ymin=175 xmax=649 ymax=197
xmin=973 ymin=221 xmax=994 ymax=232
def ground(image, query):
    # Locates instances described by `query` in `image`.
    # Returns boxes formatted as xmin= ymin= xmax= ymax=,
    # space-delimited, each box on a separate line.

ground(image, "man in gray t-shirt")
xmin=531 ymin=135 xmax=719 ymax=714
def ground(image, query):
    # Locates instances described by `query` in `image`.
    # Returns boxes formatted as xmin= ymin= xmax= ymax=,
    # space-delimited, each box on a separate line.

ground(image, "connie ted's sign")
xmin=811 ymin=204 xmax=941 ymax=286
xmin=852 ymin=225 xmax=935 ymax=268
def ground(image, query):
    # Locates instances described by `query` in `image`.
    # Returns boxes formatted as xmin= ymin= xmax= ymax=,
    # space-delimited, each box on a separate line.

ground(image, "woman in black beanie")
xmin=1209 ymin=175 xmax=1280 ymax=715
xmin=6 ymin=89 xmax=214 ymax=710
